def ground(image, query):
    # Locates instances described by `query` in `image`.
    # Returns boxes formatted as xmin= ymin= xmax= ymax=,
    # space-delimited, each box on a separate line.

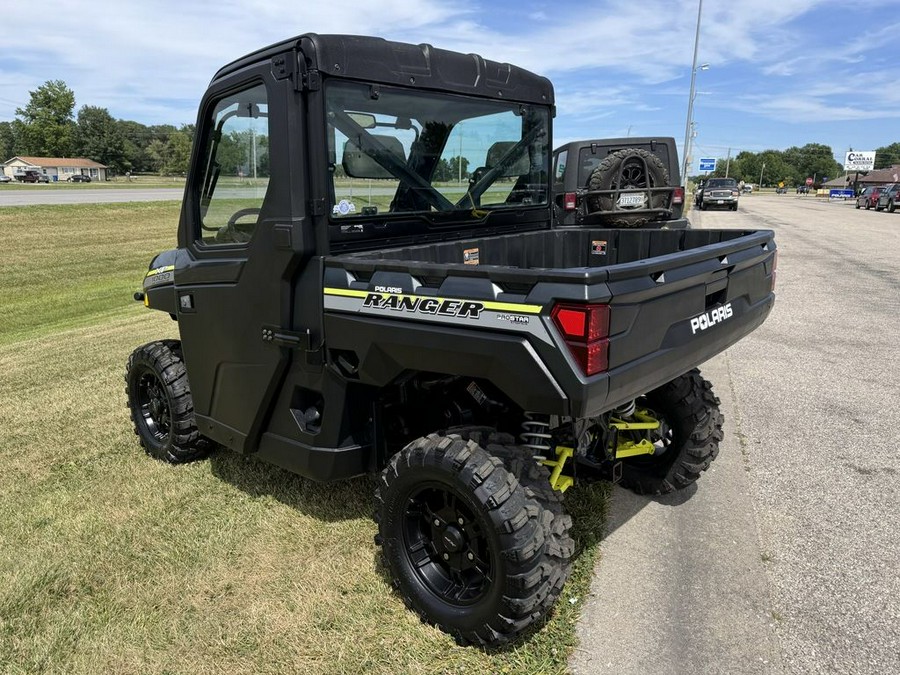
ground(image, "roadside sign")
xmin=805 ymin=177 xmax=813 ymax=186
xmin=778 ymin=181 xmax=784 ymax=188
xmin=698 ymin=158 xmax=717 ymax=172
xmin=829 ymin=189 xmax=854 ymax=199
xmin=844 ymin=151 xmax=876 ymax=172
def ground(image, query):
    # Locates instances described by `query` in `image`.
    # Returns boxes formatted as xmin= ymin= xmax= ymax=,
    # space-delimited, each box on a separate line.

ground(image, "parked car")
xmin=856 ymin=186 xmax=884 ymax=210
xmin=796 ymin=185 xmax=811 ymax=194
xmin=875 ymin=184 xmax=900 ymax=212
xmin=695 ymin=177 xmax=739 ymax=211
xmin=14 ymin=170 xmax=50 ymax=183
xmin=0 ymin=175 xmax=12 ymax=184
xmin=775 ymin=186 xmax=788 ymax=194
xmin=67 ymin=174 xmax=91 ymax=183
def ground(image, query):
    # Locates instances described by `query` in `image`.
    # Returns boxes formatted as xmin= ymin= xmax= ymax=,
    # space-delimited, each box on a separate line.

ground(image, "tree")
xmin=15 ymin=80 xmax=77 ymax=156
xmin=76 ymin=105 xmax=126 ymax=173
xmin=146 ymin=130 xmax=193 ymax=175
xmin=874 ymin=143 xmax=900 ymax=169
xmin=783 ymin=143 xmax=840 ymax=185
xmin=0 ymin=122 xmax=15 ymax=161
xmin=447 ymin=155 xmax=469 ymax=181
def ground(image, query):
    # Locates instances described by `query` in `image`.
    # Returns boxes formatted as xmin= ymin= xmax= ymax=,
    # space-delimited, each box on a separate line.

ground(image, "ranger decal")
xmin=363 ymin=292 xmax=484 ymax=319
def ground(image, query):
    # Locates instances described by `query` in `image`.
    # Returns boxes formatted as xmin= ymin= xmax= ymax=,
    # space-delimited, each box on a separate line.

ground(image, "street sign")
xmin=844 ymin=151 xmax=876 ymax=172
xmin=698 ymin=158 xmax=717 ymax=172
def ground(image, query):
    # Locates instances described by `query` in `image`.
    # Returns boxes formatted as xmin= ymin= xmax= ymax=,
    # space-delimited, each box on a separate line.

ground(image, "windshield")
xmin=325 ymin=81 xmax=550 ymax=224
xmin=707 ymin=178 xmax=737 ymax=188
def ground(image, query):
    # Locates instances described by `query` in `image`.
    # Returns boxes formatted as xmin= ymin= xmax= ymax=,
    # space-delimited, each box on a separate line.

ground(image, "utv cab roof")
xmin=211 ymin=33 xmax=554 ymax=106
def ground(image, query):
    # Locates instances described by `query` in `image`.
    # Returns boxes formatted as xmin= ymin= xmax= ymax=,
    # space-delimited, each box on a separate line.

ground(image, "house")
xmin=1 ymin=156 xmax=109 ymax=182
xmin=856 ymin=164 xmax=900 ymax=187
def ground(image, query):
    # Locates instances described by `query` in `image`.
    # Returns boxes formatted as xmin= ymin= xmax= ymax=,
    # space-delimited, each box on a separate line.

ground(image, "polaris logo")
xmin=690 ymin=303 xmax=733 ymax=334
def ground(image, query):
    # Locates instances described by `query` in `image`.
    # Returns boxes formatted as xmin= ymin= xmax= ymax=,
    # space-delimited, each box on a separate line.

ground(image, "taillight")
xmin=672 ymin=187 xmax=684 ymax=204
xmin=551 ymin=303 xmax=610 ymax=375
xmin=564 ymin=192 xmax=577 ymax=211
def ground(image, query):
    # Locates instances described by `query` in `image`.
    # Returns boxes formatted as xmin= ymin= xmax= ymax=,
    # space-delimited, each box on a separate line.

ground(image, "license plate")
xmin=617 ymin=193 xmax=645 ymax=207
xmin=717 ymin=200 xmax=724 ymax=204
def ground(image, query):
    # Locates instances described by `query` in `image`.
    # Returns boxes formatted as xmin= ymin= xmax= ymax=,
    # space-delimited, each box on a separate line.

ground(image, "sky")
xmin=2 ymin=0 xmax=899 ymax=171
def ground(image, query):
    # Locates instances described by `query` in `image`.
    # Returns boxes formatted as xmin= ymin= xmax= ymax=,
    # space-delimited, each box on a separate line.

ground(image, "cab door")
xmin=173 ymin=64 xmax=305 ymax=453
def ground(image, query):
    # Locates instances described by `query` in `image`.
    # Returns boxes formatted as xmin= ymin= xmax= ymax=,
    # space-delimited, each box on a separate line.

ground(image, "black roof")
xmin=212 ymin=33 xmax=554 ymax=106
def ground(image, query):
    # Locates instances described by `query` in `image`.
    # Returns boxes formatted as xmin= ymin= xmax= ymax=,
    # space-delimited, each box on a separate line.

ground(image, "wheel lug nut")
xmin=433 ymin=519 xmax=441 ymax=527
xmin=467 ymin=552 xmax=474 ymax=561
xmin=443 ymin=553 xmax=449 ymax=560
xmin=457 ymin=517 xmax=464 ymax=525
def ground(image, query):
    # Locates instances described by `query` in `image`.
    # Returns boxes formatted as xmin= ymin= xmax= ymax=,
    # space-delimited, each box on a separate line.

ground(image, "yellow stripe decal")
xmin=146 ymin=264 xmax=175 ymax=277
xmin=323 ymin=287 xmax=542 ymax=314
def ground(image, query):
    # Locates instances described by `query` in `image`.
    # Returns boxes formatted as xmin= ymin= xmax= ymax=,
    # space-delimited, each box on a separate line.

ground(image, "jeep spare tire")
xmin=587 ymin=148 xmax=670 ymax=227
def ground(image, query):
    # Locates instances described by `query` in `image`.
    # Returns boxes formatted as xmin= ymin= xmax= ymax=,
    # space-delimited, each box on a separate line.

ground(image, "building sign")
xmin=698 ymin=158 xmax=717 ymax=172
xmin=844 ymin=151 xmax=876 ymax=172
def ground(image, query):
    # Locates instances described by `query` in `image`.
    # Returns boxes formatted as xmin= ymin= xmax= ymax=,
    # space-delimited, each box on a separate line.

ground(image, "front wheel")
xmin=125 ymin=340 xmax=213 ymax=463
xmin=619 ymin=369 xmax=724 ymax=495
xmin=375 ymin=433 xmax=572 ymax=645
xmin=889 ymin=200 xmax=896 ymax=213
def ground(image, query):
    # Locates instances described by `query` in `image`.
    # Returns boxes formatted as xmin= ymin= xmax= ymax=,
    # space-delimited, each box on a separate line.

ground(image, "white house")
xmin=1 ymin=156 xmax=109 ymax=182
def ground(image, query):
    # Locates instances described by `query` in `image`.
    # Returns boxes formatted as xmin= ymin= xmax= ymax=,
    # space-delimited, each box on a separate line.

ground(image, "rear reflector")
xmin=564 ymin=192 xmax=577 ymax=211
xmin=672 ymin=187 xmax=684 ymax=205
xmin=567 ymin=339 xmax=609 ymax=376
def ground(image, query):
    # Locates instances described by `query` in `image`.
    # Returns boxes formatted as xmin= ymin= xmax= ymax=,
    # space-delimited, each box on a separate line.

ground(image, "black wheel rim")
xmin=402 ymin=482 xmax=493 ymax=606
xmin=135 ymin=367 xmax=171 ymax=443
xmin=616 ymin=159 xmax=649 ymax=190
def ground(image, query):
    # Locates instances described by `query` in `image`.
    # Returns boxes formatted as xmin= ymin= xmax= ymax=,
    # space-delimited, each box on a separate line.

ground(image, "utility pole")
xmin=681 ymin=0 xmax=704 ymax=194
xmin=458 ymin=131 xmax=463 ymax=183
xmin=725 ymin=147 xmax=731 ymax=178
xmin=759 ymin=162 xmax=765 ymax=189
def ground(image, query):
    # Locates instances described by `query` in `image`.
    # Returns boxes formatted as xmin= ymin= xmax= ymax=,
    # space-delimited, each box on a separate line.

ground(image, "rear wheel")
xmin=889 ymin=200 xmax=896 ymax=213
xmin=375 ymin=432 xmax=573 ymax=645
xmin=619 ymin=369 xmax=723 ymax=495
xmin=125 ymin=340 xmax=213 ymax=463
xmin=864 ymin=201 xmax=870 ymax=210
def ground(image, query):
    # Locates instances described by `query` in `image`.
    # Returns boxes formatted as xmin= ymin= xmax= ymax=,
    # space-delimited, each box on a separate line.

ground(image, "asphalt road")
xmin=572 ymin=195 xmax=900 ymax=674
xmin=0 ymin=187 xmax=185 ymax=207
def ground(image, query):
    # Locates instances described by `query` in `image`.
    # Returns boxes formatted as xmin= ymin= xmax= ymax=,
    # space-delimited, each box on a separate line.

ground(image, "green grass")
xmin=0 ymin=202 xmax=609 ymax=674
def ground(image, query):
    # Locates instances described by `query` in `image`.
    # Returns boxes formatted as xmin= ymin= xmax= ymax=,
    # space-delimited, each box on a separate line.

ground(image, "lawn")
xmin=0 ymin=202 xmax=608 ymax=674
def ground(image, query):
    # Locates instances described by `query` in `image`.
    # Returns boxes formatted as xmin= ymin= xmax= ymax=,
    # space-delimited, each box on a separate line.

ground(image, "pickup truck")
xmin=552 ymin=137 xmax=688 ymax=228
xmin=14 ymin=170 xmax=49 ymax=183
xmin=696 ymin=177 xmax=740 ymax=210
xmin=126 ymin=33 xmax=776 ymax=646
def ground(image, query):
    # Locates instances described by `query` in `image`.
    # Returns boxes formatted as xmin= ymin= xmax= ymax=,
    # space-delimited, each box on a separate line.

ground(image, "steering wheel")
xmin=215 ymin=208 xmax=261 ymax=244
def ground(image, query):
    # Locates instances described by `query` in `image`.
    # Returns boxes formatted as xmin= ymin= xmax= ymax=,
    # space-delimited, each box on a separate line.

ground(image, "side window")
xmin=197 ymin=83 xmax=270 ymax=245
